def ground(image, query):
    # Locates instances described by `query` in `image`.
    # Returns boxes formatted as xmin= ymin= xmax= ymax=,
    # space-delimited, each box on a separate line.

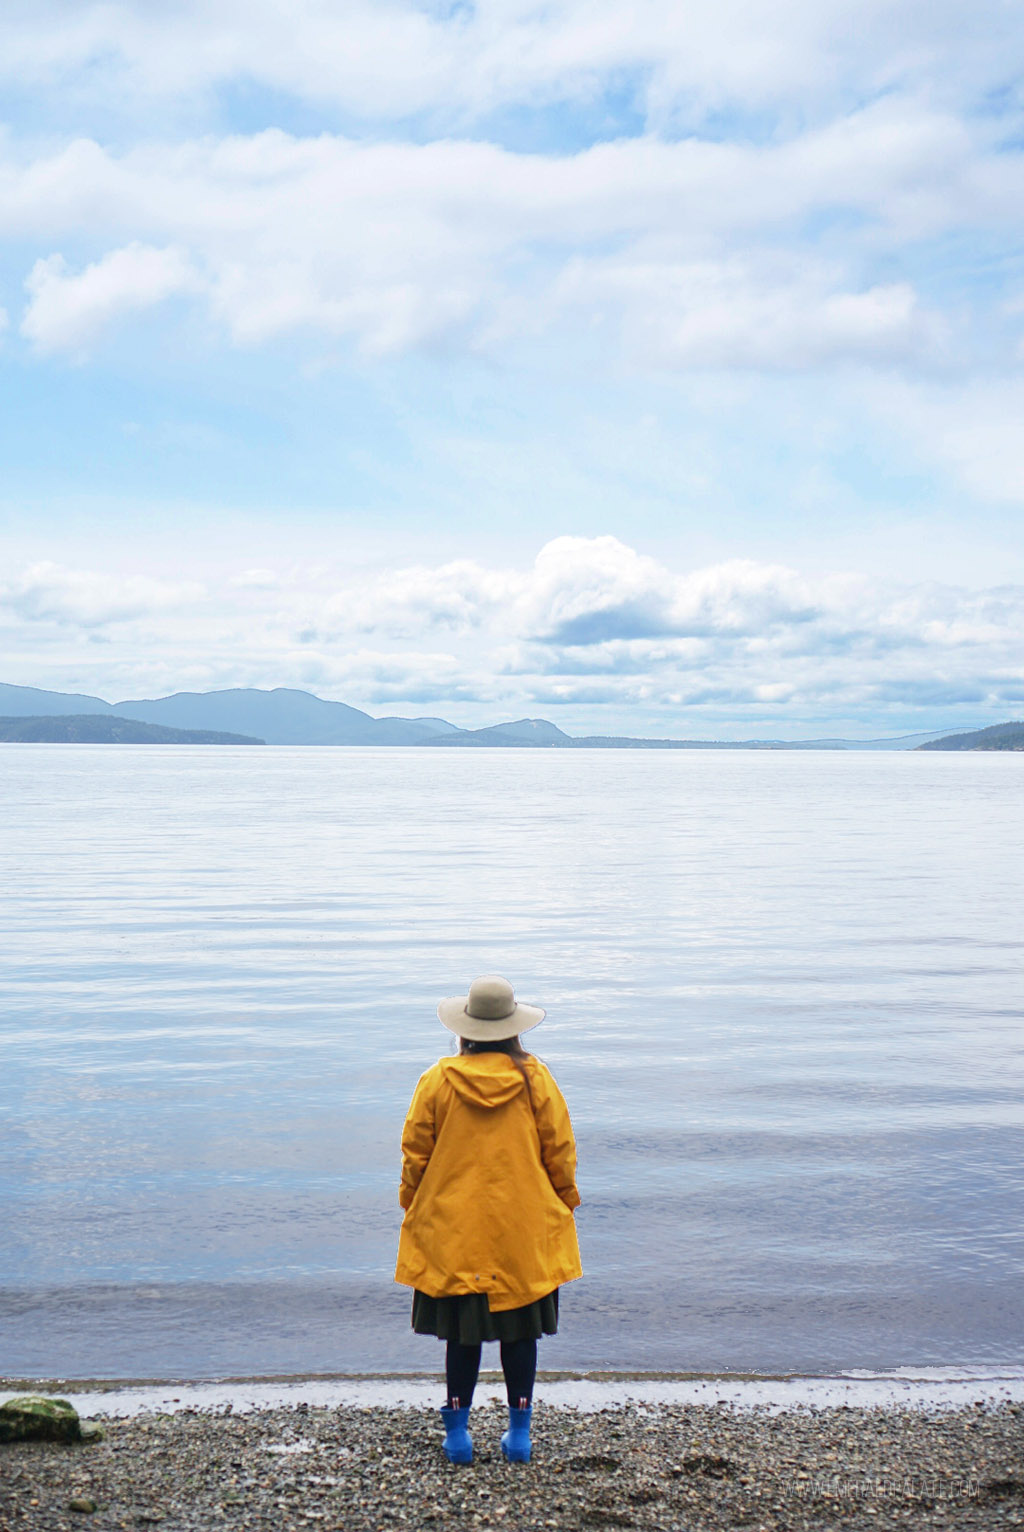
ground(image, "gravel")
xmin=1 ymin=1398 xmax=1022 ymax=1531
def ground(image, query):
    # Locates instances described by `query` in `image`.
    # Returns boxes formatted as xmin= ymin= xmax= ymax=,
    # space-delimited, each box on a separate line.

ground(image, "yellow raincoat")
xmin=394 ymin=1052 xmax=582 ymax=1311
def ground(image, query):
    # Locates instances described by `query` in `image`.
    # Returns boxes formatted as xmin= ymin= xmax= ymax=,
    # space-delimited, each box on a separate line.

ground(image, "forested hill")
xmin=916 ymin=722 xmax=1024 ymax=751
xmin=0 ymin=715 xmax=263 ymax=745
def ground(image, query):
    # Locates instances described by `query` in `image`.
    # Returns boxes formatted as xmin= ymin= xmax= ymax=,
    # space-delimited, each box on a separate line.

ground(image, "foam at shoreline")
xmin=5 ymin=1367 xmax=1024 ymax=1418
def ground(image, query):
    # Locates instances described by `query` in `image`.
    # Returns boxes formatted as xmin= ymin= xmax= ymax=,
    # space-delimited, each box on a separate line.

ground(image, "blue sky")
xmin=1 ymin=0 xmax=1023 ymax=737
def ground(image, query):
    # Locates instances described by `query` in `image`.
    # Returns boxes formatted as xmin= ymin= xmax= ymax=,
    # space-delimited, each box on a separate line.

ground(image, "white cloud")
xmin=326 ymin=558 xmax=518 ymax=637
xmin=314 ymin=538 xmax=1024 ymax=663
xmin=516 ymin=536 xmax=672 ymax=642
xmin=6 ymin=98 xmax=1010 ymax=250
xmin=229 ymin=569 xmax=281 ymax=590
xmin=2 ymin=0 xmax=1022 ymax=128
xmin=22 ymin=243 xmax=198 ymax=353
xmin=0 ymin=101 xmax=1007 ymax=364
xmin=558 ymin=258 xmax=943 ymax=369
xmin=1 ymin=562 xmax=204 ymax=626
xmin=314 ymin=537 xmax=821 ymax=648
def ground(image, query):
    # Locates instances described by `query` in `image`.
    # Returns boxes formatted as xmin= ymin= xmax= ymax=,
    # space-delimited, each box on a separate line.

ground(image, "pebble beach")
xmin=2 ymin=1393 xmax=1023 ymax=1532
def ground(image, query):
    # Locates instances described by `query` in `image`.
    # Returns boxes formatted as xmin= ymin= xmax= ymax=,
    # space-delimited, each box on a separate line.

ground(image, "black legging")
xmin=446 ymin=1337 xmax=536 ymax=1409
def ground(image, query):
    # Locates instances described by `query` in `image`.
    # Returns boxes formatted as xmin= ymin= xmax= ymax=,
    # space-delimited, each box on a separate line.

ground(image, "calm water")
xmin=1 ymin=746 xmax=1022 ymax=1379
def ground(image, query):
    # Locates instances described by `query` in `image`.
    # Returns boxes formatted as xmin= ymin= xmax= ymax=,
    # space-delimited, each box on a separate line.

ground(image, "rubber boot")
xmin=501 ymin=1404 xmax=532 ymax=1463
xmin=439 ymin=1404 xmax=472 ymax=1464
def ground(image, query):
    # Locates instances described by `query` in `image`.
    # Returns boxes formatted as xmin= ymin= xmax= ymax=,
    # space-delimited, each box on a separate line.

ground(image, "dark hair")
xmin=459 ymin=1034 xmax=534 ymax=1108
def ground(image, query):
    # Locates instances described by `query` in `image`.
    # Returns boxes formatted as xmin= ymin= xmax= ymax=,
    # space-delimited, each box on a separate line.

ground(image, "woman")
xmin=395 ymin=974 xmax=582 ymax=1465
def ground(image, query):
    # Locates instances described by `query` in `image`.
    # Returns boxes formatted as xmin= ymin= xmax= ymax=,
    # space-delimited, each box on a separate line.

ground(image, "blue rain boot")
xmin=439 ymin=1404 xmax=472 ymax=1464
xmin=501 ymin=1404 xmax=532 ymax=1463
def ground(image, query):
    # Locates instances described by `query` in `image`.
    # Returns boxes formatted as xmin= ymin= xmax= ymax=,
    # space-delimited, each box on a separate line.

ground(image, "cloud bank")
xmin=2 ymin=0 xmax=1022 ymax=392
xmin=4 ymin=0 xmax=1022 ymax=127
xmin=3 ymin=538 xmax=1021 ymax=735
xmin=3 ymin=101 xmax=1015 ymax=368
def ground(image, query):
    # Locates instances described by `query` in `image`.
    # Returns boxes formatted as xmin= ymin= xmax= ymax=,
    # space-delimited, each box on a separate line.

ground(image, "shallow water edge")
xmin=4 ymin=1368 xmax=1024 ymax=1416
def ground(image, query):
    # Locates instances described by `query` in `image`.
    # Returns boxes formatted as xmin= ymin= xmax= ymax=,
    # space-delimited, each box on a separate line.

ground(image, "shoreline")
xmin=2 ymin=1393 xmax=1021 ymax=1532
xmin=5 ymin=1366 xmax=1024 ymax=1418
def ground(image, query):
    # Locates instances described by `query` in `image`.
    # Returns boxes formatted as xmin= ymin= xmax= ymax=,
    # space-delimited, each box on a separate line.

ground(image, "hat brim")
xmin=437 ymin=995 xmax=546 ymax=1042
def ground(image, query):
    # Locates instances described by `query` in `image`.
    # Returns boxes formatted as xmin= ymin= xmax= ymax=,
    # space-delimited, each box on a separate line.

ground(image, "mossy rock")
xmin=0 ymin=1395 xmax=82 ymax=1444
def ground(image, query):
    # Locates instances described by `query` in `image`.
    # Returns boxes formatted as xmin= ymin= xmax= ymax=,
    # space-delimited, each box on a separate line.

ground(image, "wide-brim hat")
xmin=438 ymin=974 xmax=545 ymax=1042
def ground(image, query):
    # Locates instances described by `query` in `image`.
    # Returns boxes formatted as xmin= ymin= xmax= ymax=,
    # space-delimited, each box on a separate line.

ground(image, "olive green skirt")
xmin=412 ymin=1288 xmax=559 ymax=1344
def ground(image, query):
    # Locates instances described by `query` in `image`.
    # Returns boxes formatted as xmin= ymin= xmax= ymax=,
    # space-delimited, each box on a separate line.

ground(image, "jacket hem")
xmin=396 ymin=1268 xmax=582 ymax=1312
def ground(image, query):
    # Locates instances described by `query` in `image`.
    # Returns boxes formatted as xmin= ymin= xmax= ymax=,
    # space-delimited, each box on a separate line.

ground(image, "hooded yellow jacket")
xmin=394 ymin=1052 xmax=582 ymax=1311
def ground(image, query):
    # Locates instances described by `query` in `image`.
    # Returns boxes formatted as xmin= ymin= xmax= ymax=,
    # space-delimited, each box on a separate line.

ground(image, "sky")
xmin=1 ymin=0 xmax=1023 ymax=739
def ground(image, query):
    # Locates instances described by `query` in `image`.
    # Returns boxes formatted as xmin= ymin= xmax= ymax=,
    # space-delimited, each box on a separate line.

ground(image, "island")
xmin=916 ymin=722 xmax=1024 ymax=751
xmin=0 ymin=715 xmax=264 ymax=745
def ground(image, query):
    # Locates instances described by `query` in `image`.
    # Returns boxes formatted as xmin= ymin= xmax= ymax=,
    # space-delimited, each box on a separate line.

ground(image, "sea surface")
xmin=1 ymin=745 xmax=1022 ymax=1380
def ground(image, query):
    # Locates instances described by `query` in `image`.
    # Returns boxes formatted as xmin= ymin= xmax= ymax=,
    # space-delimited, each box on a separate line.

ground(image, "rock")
xmin=0 ymin=1396 xmax=82 ymax=1444
xmin=79 ymin=1421 xmax=106 ymax=1444
xmin=678 ymin=1453 xmax=734 ymax=1479
xmin=984 ymin=1477 xmax=1024 ymax=1499
xmin=69 ymin=1497 xmax=98 ymax=1514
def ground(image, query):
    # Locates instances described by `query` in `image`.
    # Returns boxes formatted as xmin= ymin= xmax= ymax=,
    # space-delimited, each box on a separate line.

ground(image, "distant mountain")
xmin=370 ymin=715 xmax=462 ymax=743
xmin=917 ymin=721 xmax=1024 ymax=751
xmin=561 ymin=735 xmax=836 ymax=749
xmin=798 ymin=728 xmax=974 ymax=751
xmin=0 ymin=683 xmax=457 ymax=746
xmin=110 ymin=687 xmax=450 ymax=745
xmin=0 ymin=682 xmax=116 ymax=717
xmin=0 ymin=681 xmax=993 ymax=749
xmin=0 ymin=715 xmax=262 ymax=744
xmin=420 ymin=724 xmax=973 ymax=750
xmin=421 ymin=718 xmax=572 ymax=746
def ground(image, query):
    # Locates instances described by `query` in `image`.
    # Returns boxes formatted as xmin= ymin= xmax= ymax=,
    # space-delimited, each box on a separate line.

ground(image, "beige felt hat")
xmin=437 ymin=974 xmax=545 ymax=1042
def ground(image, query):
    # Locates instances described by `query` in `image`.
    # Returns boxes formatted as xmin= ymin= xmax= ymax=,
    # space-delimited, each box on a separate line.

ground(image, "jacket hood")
xmin=440 ymin=1053 xmax=529 ymax=1108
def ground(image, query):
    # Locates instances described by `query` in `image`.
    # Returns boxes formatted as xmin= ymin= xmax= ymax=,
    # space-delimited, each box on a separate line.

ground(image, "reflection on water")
xmin=1 ymin=746 xmax=1022 ymax=1377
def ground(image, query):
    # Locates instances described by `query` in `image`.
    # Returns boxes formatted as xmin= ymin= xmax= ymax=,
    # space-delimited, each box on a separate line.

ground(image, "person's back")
xmin=394 ymin=975 xmax=582 ymax=1464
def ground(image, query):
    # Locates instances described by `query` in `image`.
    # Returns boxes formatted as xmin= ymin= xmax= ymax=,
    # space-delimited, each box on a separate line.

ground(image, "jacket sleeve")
xmin=533 ymin=1066 xmax=581 ymax=1210
xmin=399 ymin=1069 xmax=437 ymax=1210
